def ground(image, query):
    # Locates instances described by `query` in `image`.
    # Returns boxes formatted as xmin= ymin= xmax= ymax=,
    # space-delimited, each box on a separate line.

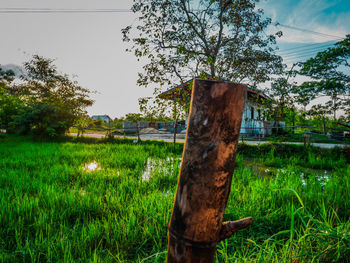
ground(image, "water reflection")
xmin=83 ymin=161 xmax=101 ymax=172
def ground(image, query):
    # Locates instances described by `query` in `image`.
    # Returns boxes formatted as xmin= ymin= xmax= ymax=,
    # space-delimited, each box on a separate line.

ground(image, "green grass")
xmin=0 ymin=136 xmax=349 ymax=262
xmin=242 ymin=132 xmax=350 ymax=144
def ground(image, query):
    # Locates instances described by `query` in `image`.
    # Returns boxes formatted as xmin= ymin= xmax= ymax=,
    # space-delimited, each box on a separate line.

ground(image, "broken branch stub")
xmin=167 ymin=79 xmax=252 ymax=263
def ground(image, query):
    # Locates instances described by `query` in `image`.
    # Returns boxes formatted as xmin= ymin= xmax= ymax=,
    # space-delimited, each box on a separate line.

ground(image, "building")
xmin=159 ymin=78 xmax=273 ymax=136
xmin=91 ymin=115 xmax=112 ymax=123
xmin=240 ymin=86 xmax=267 ymax=136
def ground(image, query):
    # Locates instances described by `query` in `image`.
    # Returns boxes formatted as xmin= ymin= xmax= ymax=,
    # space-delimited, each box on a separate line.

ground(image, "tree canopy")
xmin=123 ymin=0 xmax=283 ymax=88
xmin=0 ymin=67 xmax=22 ymax=130
xmin=0 ymin=67 xmax=15 ymax=85
xmin=298 ymin=35 xmax=350 ymax=119
xmin=0 ymin=56 xmax=94 ymax=136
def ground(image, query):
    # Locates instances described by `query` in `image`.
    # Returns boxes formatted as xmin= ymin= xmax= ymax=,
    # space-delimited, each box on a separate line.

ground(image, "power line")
xmin=1 ymin=7 xmax=345 ymax=56
xmin=280 ymin=45 xmax=334 ymax=58
xmin=281 ymin=44 xmax=342 ymax=62
xmin=282 ymin=41 xmax=341 ymax=57
xmin=277 ymin=40 xmax=339 ymax=54
xmin=283 ymin=53 xmax=322 ymax=62
xmin=275 ymin=23 xmax=344 ymax=40
xmin=0 ymin=8 xmax=132 ymax=13
xmin=1 ymin=7 xmax=346 ymax=42
xmin=283 ymin=50 xmax=326 ymax=60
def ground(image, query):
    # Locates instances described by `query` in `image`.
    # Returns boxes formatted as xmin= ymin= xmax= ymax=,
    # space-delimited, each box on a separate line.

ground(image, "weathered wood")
xmin=167 ymin=79 xmax=251 ymax=263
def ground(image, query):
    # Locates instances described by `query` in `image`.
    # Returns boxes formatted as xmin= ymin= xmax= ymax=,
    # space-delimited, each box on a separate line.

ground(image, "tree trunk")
xmin=173 ymin=119 xmax=177 ymax=145
xmin=167 ymin=79 xmax=252 ymax=263
xmin=173 ymin=100 xmax=178 ymax=147
xmin=322 ymin=115 xmax=327 ymax=135
xmin=333 ymin=94 xmax=337 ymax=120
xmin=136 ymin=122 xmax=141 ymax=141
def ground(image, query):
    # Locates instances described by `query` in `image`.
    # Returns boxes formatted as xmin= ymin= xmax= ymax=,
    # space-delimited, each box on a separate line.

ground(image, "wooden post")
xmin=167 ymin=79 xmax=252 ymax=263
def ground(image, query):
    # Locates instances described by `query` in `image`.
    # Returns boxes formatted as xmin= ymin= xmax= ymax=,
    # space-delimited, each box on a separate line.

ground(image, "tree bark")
xmin=167 ymin=79 xmax=252 ymax=263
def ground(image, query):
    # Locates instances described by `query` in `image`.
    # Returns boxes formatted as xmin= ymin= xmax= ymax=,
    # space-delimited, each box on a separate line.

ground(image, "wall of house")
xmin=240 ymin=100 xmax=265 ymax=135
xmin=181 ymin=100 xmax=267 ymax=136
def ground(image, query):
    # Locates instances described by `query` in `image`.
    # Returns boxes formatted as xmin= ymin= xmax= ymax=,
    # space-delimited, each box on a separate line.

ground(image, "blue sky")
xmin=0 ymin=0 xmax=349 ymax=117
xmin=258 ymin=0 xmax=350 ymax=65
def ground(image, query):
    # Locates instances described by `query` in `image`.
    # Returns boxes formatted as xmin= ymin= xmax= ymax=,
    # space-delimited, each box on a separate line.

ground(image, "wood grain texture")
xmin=167 ymin=79 xmax=248 ymax=263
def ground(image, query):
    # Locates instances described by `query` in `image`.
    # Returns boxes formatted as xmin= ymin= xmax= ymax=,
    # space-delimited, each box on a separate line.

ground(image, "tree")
xmin=74 ymin=115 xmax=93 ymax=137
xmin=0 ymin=67 xmax=24 ymax=132
xmin=0 ymin=67 xmax=15 ymax=85
xmin=307 ymin=104 xmax=330 ymax=134
xmin=259 ymin=68 xmax=297 ymax=134
xmin=138 ymin=96 xmax=183 ymax=122
xmin=125 ymin=113 xmax=143 ymax=141
xmin=139 ymin=92 xmax=188 ymax=144
xmin=123 ymin=0 xmax=283 ymax=88
xmin=139 ymin=97 xmax=168 ymax=123
xmin=298 ymin=35 xmax=350 ymax=120
xmin=14 ymin=55 xmax=94 ymax=136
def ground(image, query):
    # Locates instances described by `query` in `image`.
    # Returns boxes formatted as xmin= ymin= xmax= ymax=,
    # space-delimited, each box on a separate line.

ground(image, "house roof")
xmin=159 ymin=78 xmax=268 ymax=102
xmin=91 ymin=115 xmax=112 ymax=120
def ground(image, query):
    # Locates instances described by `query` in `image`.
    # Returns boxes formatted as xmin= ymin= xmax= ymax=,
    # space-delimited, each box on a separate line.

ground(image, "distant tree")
xmin=262 ymin=69 xmax=297 ymax=133
xmin=0 ymin=67 xmax=23 ymax=132
xmin=92 ymin=118 xmax=104 ymax=128
xmin=14 ymin=102 xmax=65 ymax=136
xmin=123 ymin=0 xmax=283 ymax=89
xmin=139 ymin=97 xmax=165 ymax=123
xmin=138 ymin=96 xmax=179 ymax=122
xmin=298 ymin=35 xmax=350 ymax=120
xmin=14 ymin=55 xmax=94 ymax=136
xmin=307 ymin=104 xmax=331 ymax=134
xmin=112 ymin=117 xmax=125 ymax=129
xmin=0 ymin=67 xmax=15 ymax=85
xmin=74 ymin=116 xmax=93 ymax=137
xmin=125 ymin=113 xmax=143 ymax=141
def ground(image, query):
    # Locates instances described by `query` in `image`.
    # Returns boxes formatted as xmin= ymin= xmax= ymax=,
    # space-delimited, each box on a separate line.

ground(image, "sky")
xmin=0 ymin=0 xmax=349 ymax=118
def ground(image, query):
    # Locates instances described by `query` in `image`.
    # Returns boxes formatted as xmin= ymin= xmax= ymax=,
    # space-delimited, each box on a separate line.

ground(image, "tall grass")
xmin=0 ymin=136 xmax=349 ymax=262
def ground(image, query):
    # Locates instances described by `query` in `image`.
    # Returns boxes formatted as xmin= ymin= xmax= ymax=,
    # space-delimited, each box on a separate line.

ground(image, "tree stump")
xmin=167 ymin=79 xmax=252 ymax=263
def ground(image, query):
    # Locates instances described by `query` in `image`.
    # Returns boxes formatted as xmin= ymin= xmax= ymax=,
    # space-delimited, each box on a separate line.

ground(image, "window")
xmin=251 ymin=107 xmax=254 ymax=120
xmin=257 ymin=109 xmax=261 ymax=120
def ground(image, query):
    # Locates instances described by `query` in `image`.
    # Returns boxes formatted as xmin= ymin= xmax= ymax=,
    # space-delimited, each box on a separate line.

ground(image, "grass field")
xmin=0 ymin=136 xmax=349 ymax=262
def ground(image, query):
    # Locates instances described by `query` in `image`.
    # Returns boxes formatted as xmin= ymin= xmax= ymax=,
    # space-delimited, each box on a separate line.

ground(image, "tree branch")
xmin=219 ymin=217 xmax=253 ymax=240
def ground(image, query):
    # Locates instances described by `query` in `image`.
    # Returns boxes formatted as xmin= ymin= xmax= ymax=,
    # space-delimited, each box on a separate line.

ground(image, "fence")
xmin=71 ymin=123 xmax=350 ymax=144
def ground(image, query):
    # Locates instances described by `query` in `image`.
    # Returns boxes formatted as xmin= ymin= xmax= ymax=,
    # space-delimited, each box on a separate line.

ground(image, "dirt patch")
xmin=139 ymin=128 xmax=163 ymax=134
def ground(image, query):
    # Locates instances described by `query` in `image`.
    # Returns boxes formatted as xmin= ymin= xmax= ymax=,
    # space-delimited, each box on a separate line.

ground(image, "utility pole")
xmin=167 ymin=79 xmax=252 ymax=263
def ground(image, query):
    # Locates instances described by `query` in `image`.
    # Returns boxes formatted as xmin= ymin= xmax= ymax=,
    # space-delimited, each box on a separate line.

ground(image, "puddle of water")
xmin=301 ymin=168 xmax=331 ymax=187
xmin=142 ymin=158 xmax=157 ymax=182
xmin=243 ymin=159 xmax=277 ymax=177
xmin=83 ymin=161 xmax=101 ymax=172
xmin=243 ymin=159 xmax=331 ymax=187
xmin=142 ymin=157 xmax=178 ymax=182
xmin=318 ymin=171 xmax=330 ymax=186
